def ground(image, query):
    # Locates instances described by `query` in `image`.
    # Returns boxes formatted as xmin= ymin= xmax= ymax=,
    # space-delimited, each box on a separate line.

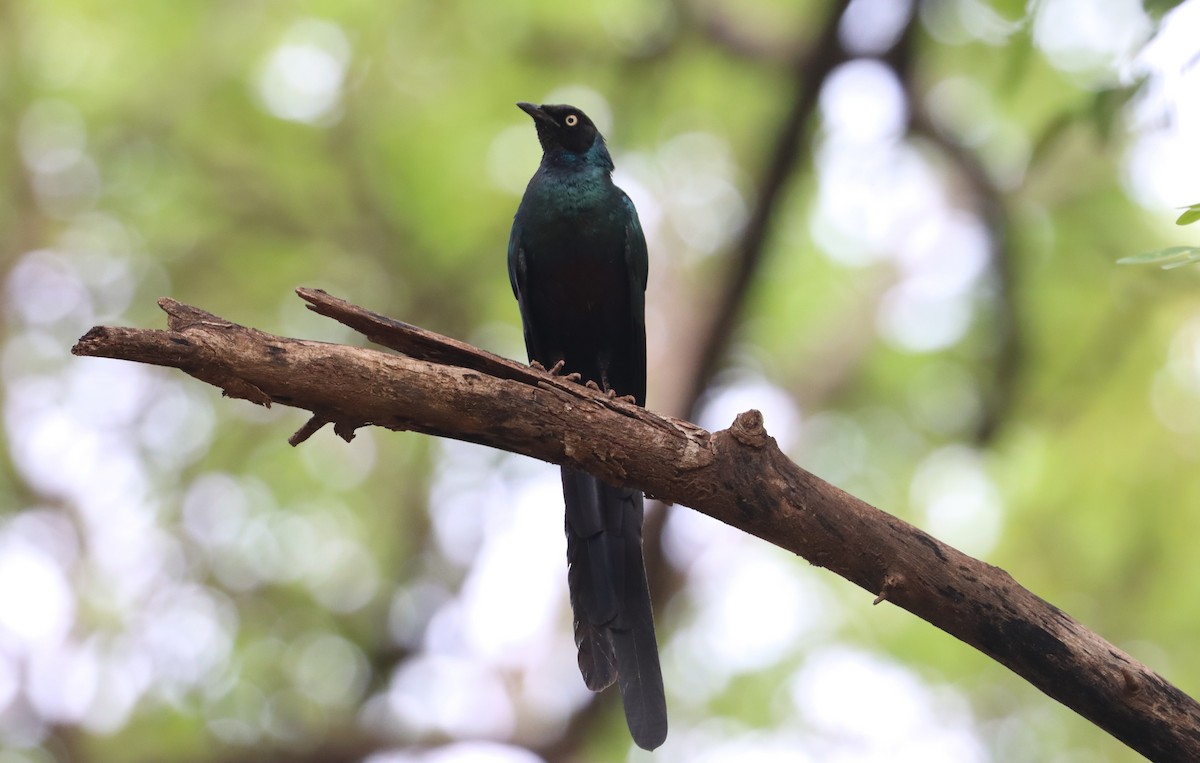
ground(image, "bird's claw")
xmin=531 ymin=359 xmax=568 ymax=377
xmin=585 ymin=380 xmax=601 ymax=391
xmin=564 ymin=372 xmax=582 ymax=383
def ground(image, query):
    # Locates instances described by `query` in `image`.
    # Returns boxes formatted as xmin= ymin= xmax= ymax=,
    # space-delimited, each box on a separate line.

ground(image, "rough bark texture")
xmin=72 ymin=290 xmax=1200 ymax=763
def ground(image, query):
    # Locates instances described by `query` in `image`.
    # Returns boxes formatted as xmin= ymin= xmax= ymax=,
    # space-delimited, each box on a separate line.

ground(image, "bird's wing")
xmin=621 ymin=191 xmax=649 ymax=405
xmin=621 ymin=191 xmax=649 ymax=293
xmin=507 ymin=217 xmax=523 ymax=299
xmin=507 ymin=218 xmax=543 ymax=364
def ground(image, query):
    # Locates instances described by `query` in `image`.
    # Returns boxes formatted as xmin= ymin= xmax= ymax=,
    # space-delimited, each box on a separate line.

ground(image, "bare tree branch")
xmin=72 ymin=291 xmax=1200 ymax=763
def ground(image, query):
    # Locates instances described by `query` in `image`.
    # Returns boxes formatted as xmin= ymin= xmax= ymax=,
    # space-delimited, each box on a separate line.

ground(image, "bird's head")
xmin=517 ymin=102 xmax=608 ymax=162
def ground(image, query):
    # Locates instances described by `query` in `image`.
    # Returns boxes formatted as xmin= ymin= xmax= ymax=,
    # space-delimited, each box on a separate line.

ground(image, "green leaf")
xmin=1117 ymin=246 xmax=1200 ymax=268
xmin=1176 ymin=205 xmax=1200 ymax=226
xmin=1144 ymin=0 xmax=1188 ymax=18
xmin=1162 ymin=256 xmax=1200 ymax=269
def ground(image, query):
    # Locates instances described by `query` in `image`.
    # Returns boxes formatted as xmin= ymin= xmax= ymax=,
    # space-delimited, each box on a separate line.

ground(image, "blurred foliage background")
xmin=2 ymin=0 xmax=1200 ymax=761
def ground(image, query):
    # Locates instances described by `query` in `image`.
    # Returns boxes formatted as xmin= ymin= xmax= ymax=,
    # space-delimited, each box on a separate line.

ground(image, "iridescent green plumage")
xmin=508 ymin=102 xmax=665 ymax=751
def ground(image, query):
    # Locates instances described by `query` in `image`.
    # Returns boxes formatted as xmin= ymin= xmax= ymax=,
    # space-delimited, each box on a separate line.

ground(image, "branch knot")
xmin=730 ymin=409 xmax=768 ymax=448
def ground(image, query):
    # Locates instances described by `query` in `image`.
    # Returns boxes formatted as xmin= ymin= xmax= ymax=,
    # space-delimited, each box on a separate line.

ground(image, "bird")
xmin=507 ymin=101 xmax=667 ymax=750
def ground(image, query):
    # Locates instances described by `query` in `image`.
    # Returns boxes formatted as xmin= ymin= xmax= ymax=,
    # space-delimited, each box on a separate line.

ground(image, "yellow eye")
xmin=565 ymin=114 xmax=579 ymax=127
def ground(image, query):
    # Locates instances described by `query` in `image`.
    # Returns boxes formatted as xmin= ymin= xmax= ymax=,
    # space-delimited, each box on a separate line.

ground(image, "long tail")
xmin=561 ymin=467 xmax=667 ymax=750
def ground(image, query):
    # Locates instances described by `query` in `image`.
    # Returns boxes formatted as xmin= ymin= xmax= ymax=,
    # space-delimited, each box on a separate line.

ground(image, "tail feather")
xmin=562 ymin=468 xmax=667 ymax=750
xmin=573 ymin=616 xmax=617 ymax=691
xmin=613 ymin=622 xmax=667 ymax=750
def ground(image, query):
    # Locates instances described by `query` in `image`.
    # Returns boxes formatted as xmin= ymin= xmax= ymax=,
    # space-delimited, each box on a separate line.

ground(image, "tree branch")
xmin=682 ymin=0 xmax=855 ymax=416
xmin=73 ymin=291 xmax=1200 ymax=763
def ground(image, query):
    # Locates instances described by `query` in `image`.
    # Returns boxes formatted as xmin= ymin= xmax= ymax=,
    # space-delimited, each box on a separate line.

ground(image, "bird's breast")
xmin=516 ymin=169 xmax=631 ymax=308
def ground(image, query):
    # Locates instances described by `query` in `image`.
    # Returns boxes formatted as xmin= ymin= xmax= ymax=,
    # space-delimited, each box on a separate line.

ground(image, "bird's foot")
xmin=585 ymin=380 xmax=601 ymax=392
xmin=530 ymin=359 xmax=568 ymax=377
xmin=599 ymin=386 xmax=636 ymax=404
xmin=563 ymin=372 xmax=582 ymax=383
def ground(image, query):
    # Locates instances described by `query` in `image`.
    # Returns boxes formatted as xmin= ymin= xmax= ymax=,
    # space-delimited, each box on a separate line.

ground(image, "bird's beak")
xmin=517 ymin=102 xmax=554 ymax=125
